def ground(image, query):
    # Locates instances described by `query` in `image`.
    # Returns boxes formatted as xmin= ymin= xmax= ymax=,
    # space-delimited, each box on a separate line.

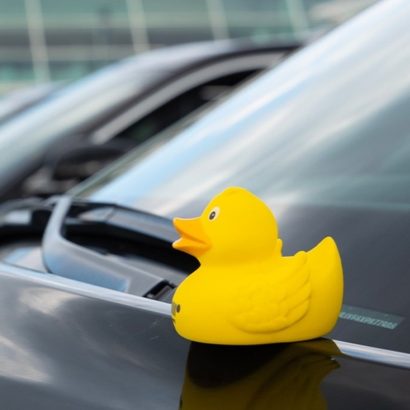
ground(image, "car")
xmin=0 ymin=0 xmax=408 ymax=408
xmin=0 ymin=83 xmax=58 ymax=125
xmin=0 ymin=40 xmax=299 ymax=200
xmin=71 ymin=0 xmax=410 ymax=355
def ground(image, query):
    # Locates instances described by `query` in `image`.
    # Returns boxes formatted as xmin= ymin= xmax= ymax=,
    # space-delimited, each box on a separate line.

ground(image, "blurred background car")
xmin=0 ymin=82 xmax=58 ymax=125
xmin=0 ymin=0 xmax=379 ymax=201
xmin=0 ymin=40 xmax=299 ymax=199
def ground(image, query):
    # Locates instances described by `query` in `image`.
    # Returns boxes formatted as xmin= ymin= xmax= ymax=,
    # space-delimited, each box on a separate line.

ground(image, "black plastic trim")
xmin=42 ymin=196 xmax=168 ymax=296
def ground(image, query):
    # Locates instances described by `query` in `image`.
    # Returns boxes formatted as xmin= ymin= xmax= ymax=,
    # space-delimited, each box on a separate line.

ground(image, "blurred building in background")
xmin=0 ymin=0 xmax=377 ymax=92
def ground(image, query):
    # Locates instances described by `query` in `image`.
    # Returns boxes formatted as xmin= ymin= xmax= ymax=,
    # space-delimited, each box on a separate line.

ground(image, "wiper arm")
xmin=42 ymin=196 xmax=179 ymax=297
xmin=0 ymin=196 xmax=195 ymax=298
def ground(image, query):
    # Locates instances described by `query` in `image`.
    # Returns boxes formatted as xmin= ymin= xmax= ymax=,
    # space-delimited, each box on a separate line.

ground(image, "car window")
xmin=0 ymin=58 xmax=169 ymax=193
xmin=115 ymin=70 xmax=258 ymax=145
xmin=20 ymin=69 xmax=260 ymax=198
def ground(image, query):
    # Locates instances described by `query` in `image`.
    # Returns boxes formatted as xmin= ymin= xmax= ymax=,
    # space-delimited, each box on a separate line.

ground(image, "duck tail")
xmin=307 ymin=237 xmax=344 ymax=317
xmin=308 ymin=237 xmax=342 ymax=275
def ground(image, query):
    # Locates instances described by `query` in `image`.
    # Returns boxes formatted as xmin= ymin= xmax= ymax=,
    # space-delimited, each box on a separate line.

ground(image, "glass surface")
xmin=147 ymin=28 xmax=215 ymax=47
xmin=74 ymin=0 xmax=410 ymax=353
xmin=223 ymin=0 xmax=294 ymax=40
xmin=44 ymin=28 xmax=134 ymax=47
xmin=0 ymin=0 xmax=378 ymax=88
xmin=0 ymin=52 xmax=172 ymax=182
xmin=48 ymin=60 xmax=115 ymax=81
xmin=142 ymin=0 xmax=210 ymax=13
xmin=0 ymin=0 xmax=27 ymax=25
xmin=143 ymin=0 xmax=214 ymax=45
xmin=0 ymin=0 xmax=32 ymax=88
xmin=0 ymin=62 xmax=35 ymax=83
xmin=41 ymin=0 xmax=134 ymax=76
xmin=40 ymin=0 xmax=130 ymax=26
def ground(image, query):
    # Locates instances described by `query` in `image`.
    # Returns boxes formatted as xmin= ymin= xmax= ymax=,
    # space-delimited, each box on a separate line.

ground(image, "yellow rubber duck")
xmin=172 ymin=187 xmax=343 ymax=345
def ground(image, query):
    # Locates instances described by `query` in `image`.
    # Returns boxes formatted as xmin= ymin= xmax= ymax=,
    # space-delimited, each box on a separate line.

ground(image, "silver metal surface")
xmin=335 ymin=340 xmax=410 ymax=369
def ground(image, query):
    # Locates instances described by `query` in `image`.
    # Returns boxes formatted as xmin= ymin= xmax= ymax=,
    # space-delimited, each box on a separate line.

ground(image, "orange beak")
xmin=172 ymin=217 xmax=210 ymax=256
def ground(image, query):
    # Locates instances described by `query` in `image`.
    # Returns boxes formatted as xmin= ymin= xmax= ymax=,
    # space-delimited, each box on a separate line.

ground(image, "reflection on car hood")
xmin=0 ymin=262 xmax=408 ymax=409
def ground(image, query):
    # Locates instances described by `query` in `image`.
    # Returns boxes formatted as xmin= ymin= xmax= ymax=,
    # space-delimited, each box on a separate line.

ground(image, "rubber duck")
xmin=172 ymin=187 xmax=343 ymax=345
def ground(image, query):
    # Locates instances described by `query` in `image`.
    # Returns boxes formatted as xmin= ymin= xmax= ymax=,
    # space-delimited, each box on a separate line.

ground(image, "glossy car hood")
xmin=0 ymin=263 xmax=408 ymax=409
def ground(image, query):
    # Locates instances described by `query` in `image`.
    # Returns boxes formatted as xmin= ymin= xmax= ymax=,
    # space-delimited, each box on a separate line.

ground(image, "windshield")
xmin=74 ymin=0 xmax=410 ymax=353
xmin=76 ymin=0 xmax=410 ymax=216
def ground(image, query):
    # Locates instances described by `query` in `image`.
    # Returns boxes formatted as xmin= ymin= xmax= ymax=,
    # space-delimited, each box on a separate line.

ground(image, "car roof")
xmin=100 ymin=38 xmax=301 ymax=77
xmin=0 ymin=83 xmax=58 ymax=124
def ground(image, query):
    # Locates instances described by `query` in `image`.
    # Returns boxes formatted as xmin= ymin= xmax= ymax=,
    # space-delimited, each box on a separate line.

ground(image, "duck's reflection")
xmin=180 ymin=339 xmax=340 ymax=410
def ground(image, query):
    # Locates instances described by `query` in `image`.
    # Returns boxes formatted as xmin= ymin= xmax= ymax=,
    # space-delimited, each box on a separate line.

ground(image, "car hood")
xmin=0 ymin=263 xmax=408 ymax=409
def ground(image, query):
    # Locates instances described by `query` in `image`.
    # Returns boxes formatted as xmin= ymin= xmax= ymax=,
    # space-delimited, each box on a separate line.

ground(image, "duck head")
xmin=173 ymin=187 xmax=279 ymax=264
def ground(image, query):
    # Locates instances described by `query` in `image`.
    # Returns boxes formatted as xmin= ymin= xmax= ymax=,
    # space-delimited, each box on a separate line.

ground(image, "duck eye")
xmin=208 ymin=207 xmax=219 ymax=221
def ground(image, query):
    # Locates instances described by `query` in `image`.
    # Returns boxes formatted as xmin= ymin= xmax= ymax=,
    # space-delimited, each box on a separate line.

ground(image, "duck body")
xmin=171 ymin=187 xmax=344 ymax=345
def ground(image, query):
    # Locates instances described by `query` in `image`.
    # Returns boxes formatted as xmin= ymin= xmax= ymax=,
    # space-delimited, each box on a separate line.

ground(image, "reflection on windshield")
xmin=76 ymin=0 xmax=410 ymax=218
xmin=180 ymin=340 xmax=339 ymax=410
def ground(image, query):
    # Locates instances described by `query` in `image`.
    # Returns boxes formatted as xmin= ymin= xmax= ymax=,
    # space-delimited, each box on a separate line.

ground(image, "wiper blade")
xmin=42 ymin=196 xmax=179 ymax=297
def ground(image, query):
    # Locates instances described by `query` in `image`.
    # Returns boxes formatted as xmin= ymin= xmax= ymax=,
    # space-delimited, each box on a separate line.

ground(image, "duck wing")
xmin=229 ymin=253 xmax=311 ymax=333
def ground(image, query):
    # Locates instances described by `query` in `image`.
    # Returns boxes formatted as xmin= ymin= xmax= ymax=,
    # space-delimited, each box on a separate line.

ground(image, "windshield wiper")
xmin=0 ymin=196 xmax=195 ymax=300
xmin=44 ymin=195 xmax=177 ymax=296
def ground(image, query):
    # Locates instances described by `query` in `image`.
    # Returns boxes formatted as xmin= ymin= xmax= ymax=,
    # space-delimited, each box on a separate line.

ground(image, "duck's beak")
xmin=173 ymin=217 xmax=210 ymax=256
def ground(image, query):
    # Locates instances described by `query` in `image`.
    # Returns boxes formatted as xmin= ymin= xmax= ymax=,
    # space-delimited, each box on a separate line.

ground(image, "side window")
xmin=22 ymin=70 xmax=260 ymax=197
xmin=116 ymin=70 xmax=258 ymax=144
